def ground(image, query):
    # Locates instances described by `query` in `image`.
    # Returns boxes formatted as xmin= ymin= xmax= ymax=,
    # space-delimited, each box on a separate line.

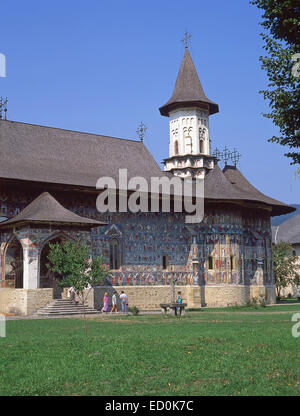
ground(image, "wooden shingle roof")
xmin=159 ymin=48 xmax=219 ymax=116
xmin=0 ymin=120 xmax=294 ymax=217
xmin=272 ymin=214 xmax=300 ymax=244
xmin=0 ymin=192 xmax=106 ymax=228
xmin=222 ymin=165 xmax=295 ymax=216
xmin=0 ymin=120 xmax=167 ymax=187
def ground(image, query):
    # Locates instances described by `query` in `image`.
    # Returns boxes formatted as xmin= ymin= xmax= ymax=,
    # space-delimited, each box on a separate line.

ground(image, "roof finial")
xmin=181 ymin=30 xmax=191 ymax=49
xmin=223 ymin=146 xmax=230 ymax=165
xmin=0 ymin=97 xmax=8 ymax=120
xmin=230 ymin=148 xmax=241 ymax=166
xmin=136 ymin=122 xmax=147 ymax=143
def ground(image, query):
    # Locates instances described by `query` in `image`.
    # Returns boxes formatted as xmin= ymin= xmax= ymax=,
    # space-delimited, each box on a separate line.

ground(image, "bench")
xmin=160 ymin=303 xmax=187 ymax=316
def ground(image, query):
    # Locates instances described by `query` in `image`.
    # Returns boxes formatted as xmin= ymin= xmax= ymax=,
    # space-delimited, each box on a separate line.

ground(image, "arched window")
xmin=162 ymin=255 xmax=168 ymax=270
xmin=207 ymin=256 xmax=213 ymax=270
xmin=230 ymin=255 xmax=235 ymax=271
xmin=174 ymin=141 xmax=179 ymax=155
xmin=110 ymin=238 xmax=120 ymax=270
xmin=200 ymin=139 xmax=204 ymax=153
xmin=292 ymin=250 xmax=296 ymax=257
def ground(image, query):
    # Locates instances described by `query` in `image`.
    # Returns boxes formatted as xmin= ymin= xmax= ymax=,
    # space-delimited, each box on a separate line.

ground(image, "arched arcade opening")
xmin=4 ymin=237 xmax=23 ymax=288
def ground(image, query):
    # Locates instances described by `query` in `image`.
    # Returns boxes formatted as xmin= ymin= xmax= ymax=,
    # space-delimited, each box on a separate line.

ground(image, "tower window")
xmin=109 ymin=238 xmax=120 ymax=270
xmin=200 ymin=139 xmax=204 ymax=153
xmin=174 ymin=141 xmax=179 ymax=155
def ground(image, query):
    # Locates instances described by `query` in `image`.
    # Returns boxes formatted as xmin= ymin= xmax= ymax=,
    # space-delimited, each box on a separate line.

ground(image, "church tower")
xmin=159 ymin=44 xmax=219 ymax=179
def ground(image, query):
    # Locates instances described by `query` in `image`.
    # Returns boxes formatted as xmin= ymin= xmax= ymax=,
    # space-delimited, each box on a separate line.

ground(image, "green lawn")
xmin=1 ymin=305 xmax=300 ymax=396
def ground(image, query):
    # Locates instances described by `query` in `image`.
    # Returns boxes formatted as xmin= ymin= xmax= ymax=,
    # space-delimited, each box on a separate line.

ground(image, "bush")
xmin=128 ymin=306 xmax=139 ymax=316
xmin=258 ymin=296 xmax=267 ymax=307
xmin=247 ymin=297 xmax=259 ymax=309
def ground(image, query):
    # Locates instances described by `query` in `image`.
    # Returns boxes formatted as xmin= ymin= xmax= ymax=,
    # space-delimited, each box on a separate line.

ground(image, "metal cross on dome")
xmin=181 ymin=31 xmax=191 ymax=49
xmin=136 ymin=122 xmax=147 ymax=143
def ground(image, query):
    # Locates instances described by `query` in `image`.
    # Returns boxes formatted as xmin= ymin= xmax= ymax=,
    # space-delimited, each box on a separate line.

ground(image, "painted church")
xmin=0 ymin=45 xmax=295 ymax=315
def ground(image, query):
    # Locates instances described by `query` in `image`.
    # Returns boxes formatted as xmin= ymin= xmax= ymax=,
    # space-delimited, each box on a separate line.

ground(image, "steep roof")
xmin=159 ymin=48 xmax=219 ymax=117
xmin=222 ymin=165 xmax=294 ymax=215
xmin=0 ymin=192 xmax=106 ymax=228
xmin=204 ymin=165 xmax=295 ymax=216
xmin=272 ymin=214 xmax=300 ymax=244
xmin=0 ymin=120 xmax=167 ymax=187
xmin=204 ymin=165 xmax=242 ymax=199
xmin=0 ymin=120 xmax=294 ymax=217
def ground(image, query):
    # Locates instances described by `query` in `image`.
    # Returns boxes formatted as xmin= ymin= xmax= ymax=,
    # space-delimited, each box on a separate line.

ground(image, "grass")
xmin=1 ymin=304 xmax=300 ymax=396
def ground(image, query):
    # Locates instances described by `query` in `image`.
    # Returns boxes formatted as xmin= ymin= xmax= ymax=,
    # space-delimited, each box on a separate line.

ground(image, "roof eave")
xmin=0 ymin=219 xmax=107 ymax=229
xmin=159 ymin=100 xmax=219 ymax=117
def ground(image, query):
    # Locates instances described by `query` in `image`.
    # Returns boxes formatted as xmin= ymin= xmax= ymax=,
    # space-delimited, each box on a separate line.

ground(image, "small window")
xmin=162 ymin=255 xmax=168 ymax=270
xmin=208 ymin=256 xmax=213 ymax=270
xmin=109 ymin=238 xmax=120 ymax=270
xmin=292 ymin=250 xmax=296 ymax=257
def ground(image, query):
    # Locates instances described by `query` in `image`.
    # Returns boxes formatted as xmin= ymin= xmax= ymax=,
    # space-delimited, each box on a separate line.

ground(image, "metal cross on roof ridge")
xmin=230 ymin=148 xmax=241 ymax=166
xmin=212 ymin=147 xmax=222 ymax=159
xmin=181 ymin=30 xmax=191 ymax=49
xmin=136 ymin=121 xmax=147 ymax=143
xmin=223 ymin=146 xmax=230 ymax=165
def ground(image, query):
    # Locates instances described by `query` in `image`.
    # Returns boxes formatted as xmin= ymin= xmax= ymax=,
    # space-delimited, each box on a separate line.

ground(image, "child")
xmin=176 ymin=291 xmax=183 ymax=304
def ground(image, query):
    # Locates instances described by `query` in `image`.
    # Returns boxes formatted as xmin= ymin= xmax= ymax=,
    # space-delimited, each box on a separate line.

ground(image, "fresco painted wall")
xmin=0 ymin=188 xmax=273 ymax=288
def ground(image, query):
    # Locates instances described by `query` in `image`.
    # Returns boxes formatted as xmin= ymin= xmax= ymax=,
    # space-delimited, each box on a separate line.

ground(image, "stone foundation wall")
xmin=26 ymin=289 xmax=53 ymax=315
xmin=0 ymin=288 xmax=27 ymax=315
xmin=86 ymin=284 xmax=276 ymax=311
xmin=0 ymin=288 xmax=53 ymax=315
xmin=0 ymin=285 xmax=276 ymax=316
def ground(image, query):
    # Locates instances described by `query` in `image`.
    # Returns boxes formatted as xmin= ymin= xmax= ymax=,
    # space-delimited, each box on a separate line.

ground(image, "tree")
xmin=250 ymin=0 xmax=300 ymax=165
xmin=46 ymin=240 xmax=109 ymax=336
xmin=272 ymin=241 xmax=300 ymax=299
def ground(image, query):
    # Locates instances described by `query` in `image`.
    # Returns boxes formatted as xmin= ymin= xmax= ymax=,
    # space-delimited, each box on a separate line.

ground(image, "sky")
xmin=0 ymin=0 xmax=299 ymax=205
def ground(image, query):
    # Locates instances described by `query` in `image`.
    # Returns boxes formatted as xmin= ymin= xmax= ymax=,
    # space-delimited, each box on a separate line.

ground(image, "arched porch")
xmin=3 ymin=236 xmax=23 ymax=288
xmin=39 ymin=234 xmax=68 ymax=298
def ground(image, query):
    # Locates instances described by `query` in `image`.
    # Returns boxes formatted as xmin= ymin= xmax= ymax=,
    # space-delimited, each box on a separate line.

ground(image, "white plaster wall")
xmin=169 ymin=108 xmax=210 ymax=158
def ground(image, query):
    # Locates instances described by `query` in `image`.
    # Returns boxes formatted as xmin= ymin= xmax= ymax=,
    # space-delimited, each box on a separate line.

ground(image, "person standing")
xmin=101 ymin=292 xmax=109 ymax=313
xmin=110 ymin=291 xmax=118 ymax=313
xmin=120 ymin=291 xmax=128 ymax=314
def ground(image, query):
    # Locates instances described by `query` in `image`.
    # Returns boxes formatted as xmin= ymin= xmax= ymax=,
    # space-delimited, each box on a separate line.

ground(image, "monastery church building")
xmin=0 ymin=44 xmax=294 ymax=315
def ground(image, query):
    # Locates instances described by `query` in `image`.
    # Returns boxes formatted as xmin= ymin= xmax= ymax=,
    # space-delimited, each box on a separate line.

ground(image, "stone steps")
xmin=36 ymin=299 xmax=100 ymax=316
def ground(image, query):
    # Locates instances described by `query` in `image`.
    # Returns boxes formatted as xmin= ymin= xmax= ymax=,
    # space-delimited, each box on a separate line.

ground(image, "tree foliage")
xmin=250 ymin=0 xmax=300 ymax=165
xmin=272 ymin=241 xmax=300 ymax=298
xmin=46 ymin=240 xmax=109 ymax=335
